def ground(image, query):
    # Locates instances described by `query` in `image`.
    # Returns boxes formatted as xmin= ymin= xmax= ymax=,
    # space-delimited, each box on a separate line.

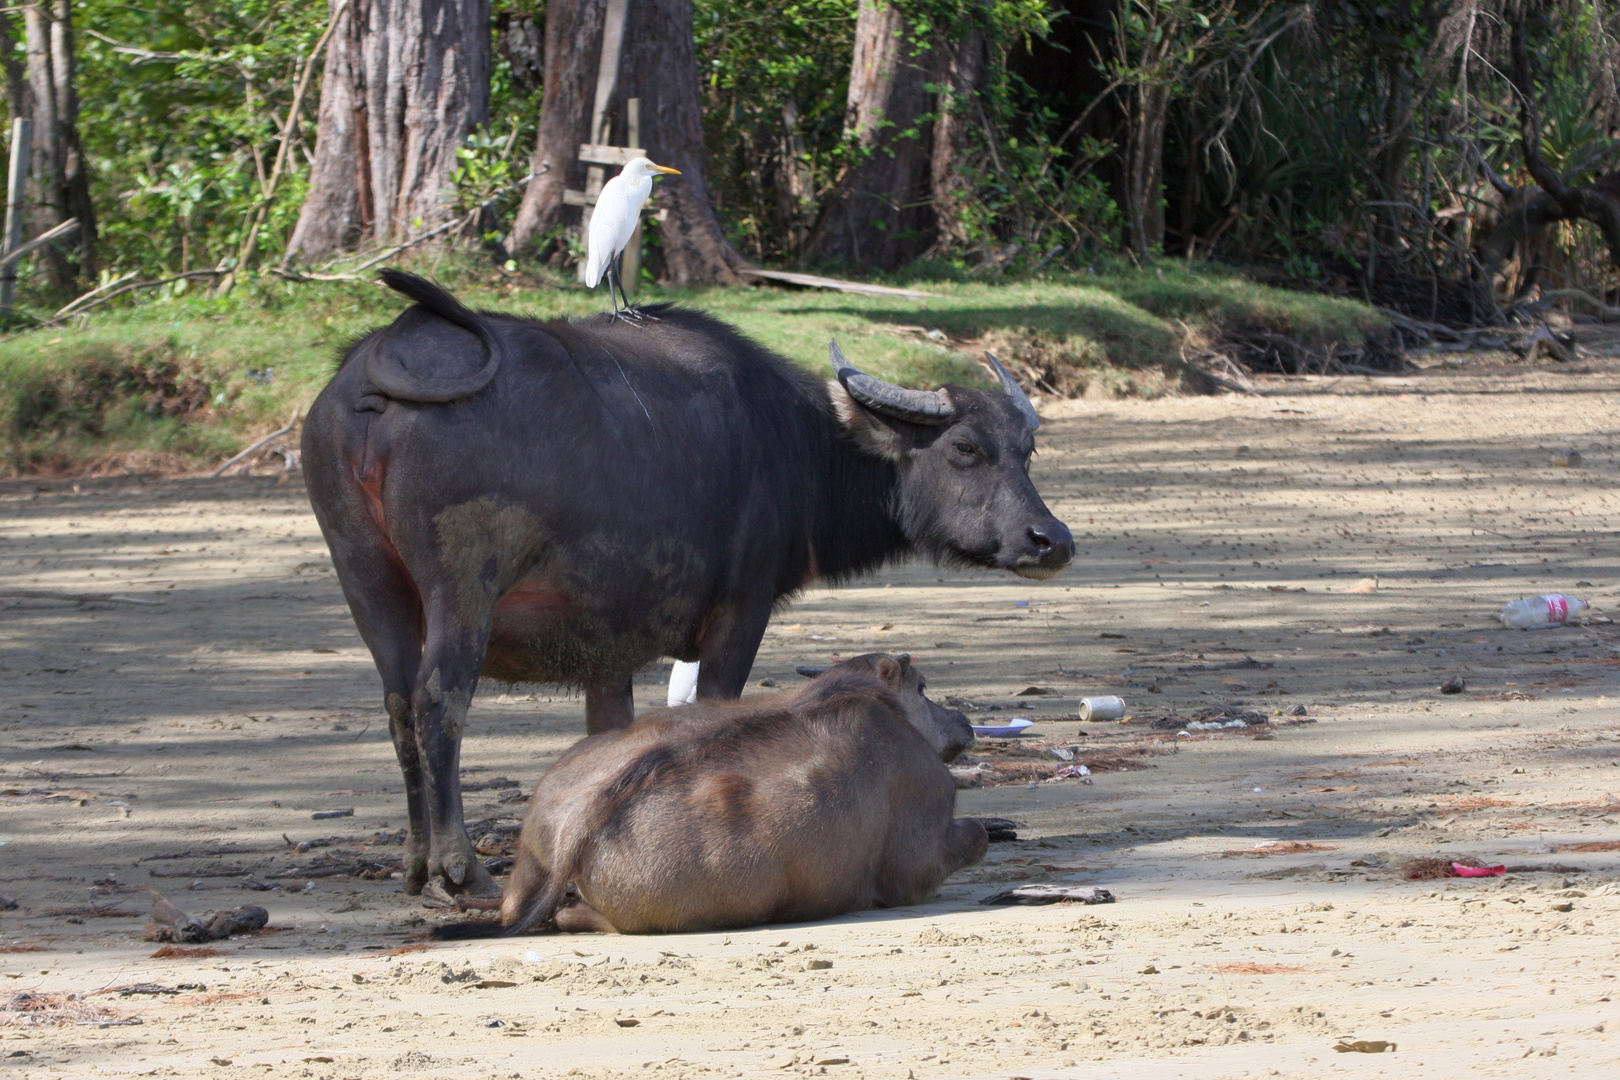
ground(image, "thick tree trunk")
xmin=15 ymin=1 xmax=94 ymax=288
xmin=806 ymin=0 xmax=939 ymax=270
xmin=616 ymin=0 xmax=747 ymax=284
xmin=507 ymin=0 xmax=746 ymax=284
xmin=504 ymin=0 xmax=606 ymax=256
xmin=287 ymin=0 xmax=491 ymax=264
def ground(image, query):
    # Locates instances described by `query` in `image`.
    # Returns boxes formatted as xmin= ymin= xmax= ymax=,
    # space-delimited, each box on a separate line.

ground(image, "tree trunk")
xmin=805 ymin=0 xmax=940 ymax=270
xmin=616 ymin=0 xmax=747 ymax=283
xmin=0 ymin=15 xmax=30 ymax=122
xmin=929 ymin=28 xmax=987 ymax=251
xmin=504 ymin=0 xmax=606 ymax=257
xmin=507 ymin=0 xmax=747 ymax=284
xmin=1122 ymin=79 xmax=1170 ymax=258
xmin=16 ymin=1 xmax=93 ymax=288
xmin=287 ymin=0 xmax=491 ymax=264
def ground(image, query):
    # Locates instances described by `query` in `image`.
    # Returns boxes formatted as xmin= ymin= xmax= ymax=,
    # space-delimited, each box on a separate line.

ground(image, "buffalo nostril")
xmin=1028 ymin=527 xmax=1053 ymax=552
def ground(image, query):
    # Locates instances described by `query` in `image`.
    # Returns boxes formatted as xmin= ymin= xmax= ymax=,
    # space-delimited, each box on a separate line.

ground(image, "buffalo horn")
xmin=984 ymin=352 xmax=1040 ymax=430
xmin=795 ymin=665 xmax=830 ymax=679
xmin=829 ymin=339 xmax=954 ymax=425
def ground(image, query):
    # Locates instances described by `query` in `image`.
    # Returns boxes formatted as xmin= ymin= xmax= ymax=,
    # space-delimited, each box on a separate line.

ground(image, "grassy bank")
xmin=0 ymin=260 xmax=1388 ymax=475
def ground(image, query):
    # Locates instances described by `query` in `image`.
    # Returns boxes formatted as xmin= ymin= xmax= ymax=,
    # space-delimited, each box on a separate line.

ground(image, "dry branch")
xmin=210 ymin=412 xmax=300 ymax=477
xmin=0 ymin=218 xmax=80 ymax=272
xmin=1510 ymin=19 xmax=1620 ymax=272
xmin=53 ymin=269 xmax=226 ymax=320
xmin=0 ymin=590 xmax=162 ymax=606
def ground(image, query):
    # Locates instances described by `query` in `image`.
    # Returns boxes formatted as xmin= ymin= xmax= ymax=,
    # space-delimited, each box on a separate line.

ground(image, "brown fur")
xmin=494 ymin=654 xmax=985 ymax=935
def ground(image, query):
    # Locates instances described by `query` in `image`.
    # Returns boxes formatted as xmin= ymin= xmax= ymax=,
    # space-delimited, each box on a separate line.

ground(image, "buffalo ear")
xmin=827 ymin=380 xmax=905 ymax=461
xmin=875 ymin=655 xmax=903 ymax=686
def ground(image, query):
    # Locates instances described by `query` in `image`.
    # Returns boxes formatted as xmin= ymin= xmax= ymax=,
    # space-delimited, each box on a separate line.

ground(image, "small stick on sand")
xmin=0 ymin=590 xmax=163 ymax=606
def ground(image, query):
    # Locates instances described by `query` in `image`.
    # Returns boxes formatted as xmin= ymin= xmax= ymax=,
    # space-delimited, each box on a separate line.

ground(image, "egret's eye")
xmin=952 ymin=440 xmax=976 ymax=456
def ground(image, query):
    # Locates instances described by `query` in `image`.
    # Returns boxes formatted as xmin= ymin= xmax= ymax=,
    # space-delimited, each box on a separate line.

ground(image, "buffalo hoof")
xmin=431 ymin=838 xmax=499 ymax=898
xmin=400 ymin=840 xmax=431 ymax=896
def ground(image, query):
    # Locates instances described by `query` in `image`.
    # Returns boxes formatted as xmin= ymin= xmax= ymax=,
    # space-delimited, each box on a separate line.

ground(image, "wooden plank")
xmin=737 ymin=268 xmax=938 ymax=300
xmin=589 ymin=0 xmax=630 ymax=144
xmin=579 ymin=143 xmax=646 ymax=167
xmin=566 ymin=189 xmax=665 ymax=218
xmin=621 ymin=100 xmax=643 ymax=298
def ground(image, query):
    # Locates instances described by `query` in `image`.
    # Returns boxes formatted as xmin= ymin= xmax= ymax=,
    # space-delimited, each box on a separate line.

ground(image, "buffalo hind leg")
xmin=413 ymin=617 xmax=498 ymax=896
xmin=385 ymin=690 xmax=432 ymax=893
xmin=324 ymin=537 xmax=432 ymax=892
xmin=584 ymin=678 xmax=634 ymax=734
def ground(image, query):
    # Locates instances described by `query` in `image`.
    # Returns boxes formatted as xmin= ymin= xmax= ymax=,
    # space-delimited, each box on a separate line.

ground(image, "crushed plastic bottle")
xmin=1497 ymin=593 xmax=1590 ymax=629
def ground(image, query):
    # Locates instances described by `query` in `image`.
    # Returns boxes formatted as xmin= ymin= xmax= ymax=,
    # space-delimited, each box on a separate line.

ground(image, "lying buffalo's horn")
xmin=984 ymin=352 xmax=1040 ymax=430
xmin=829 ymin=339 xmax=955 ymax=425
xmin=795 ymin=665 xmax=830 ymax=679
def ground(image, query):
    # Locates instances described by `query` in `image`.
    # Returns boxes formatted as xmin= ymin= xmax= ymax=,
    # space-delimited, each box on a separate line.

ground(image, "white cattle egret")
xmin=585 ymin=156 xmax=680 ymax=317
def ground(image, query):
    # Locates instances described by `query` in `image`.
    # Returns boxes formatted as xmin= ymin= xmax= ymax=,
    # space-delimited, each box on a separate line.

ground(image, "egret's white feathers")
xmin=584 ymin=158 xmax=671 ymax=290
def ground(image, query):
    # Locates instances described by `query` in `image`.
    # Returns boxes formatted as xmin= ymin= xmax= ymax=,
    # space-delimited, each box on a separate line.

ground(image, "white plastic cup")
xmin=1079 ymin=696 xmax=1125 ymax=722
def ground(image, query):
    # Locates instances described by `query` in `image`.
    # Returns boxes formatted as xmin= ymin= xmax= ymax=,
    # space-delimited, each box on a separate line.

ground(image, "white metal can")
xmin=1078 ymin=696 xmax=1125 ymax=722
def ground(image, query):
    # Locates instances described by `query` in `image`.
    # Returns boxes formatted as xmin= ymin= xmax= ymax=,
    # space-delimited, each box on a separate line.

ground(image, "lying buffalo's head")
xmin=828 ymin=342 xmax=1074 ymax=579
xmin=877 ymin=653 xmax=974 ymax=762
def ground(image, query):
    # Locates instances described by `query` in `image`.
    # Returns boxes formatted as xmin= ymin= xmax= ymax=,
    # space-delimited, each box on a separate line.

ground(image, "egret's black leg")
xmin=605 ymin=258 xmax=625 ymax=322
xmin=612 ymin=252 xmax=644 ymax=322
xmin=615 ymin=249 xmax=657 ymax=322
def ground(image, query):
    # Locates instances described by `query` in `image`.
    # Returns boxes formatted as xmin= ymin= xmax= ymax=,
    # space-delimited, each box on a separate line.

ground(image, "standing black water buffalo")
xmin=302 ymin=271 xmax=1072 ymax=895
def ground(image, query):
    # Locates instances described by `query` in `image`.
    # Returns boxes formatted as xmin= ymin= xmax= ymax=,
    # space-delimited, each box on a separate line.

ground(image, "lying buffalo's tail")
xmin=428 ymin=919 xmax=509 ymax=941
xmin=494 ymin=824 xmax=588 ymax=937
xmin=366 ymin=269 xmax=502 ymax=403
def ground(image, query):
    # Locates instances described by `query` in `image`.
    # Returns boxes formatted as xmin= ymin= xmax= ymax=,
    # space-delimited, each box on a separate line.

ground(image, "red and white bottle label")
xmin=1543 ymin=594 xmax=1569 ymax=622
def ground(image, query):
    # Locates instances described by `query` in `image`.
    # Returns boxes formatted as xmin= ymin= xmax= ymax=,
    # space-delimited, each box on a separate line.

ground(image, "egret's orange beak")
xmin=651 ymin=163 xmax=682 ymax=175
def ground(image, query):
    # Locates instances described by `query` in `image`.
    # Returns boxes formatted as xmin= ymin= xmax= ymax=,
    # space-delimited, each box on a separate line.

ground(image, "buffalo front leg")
xmin=695 ymin=596 xmax=775 ymax=699
xmin=412 ymin=630 xmax=498 ymax=897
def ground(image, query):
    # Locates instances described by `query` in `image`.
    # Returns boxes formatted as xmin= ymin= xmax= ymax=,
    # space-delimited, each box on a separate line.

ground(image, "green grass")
xmin=0 ymin=258 xmax=1388 ymax=475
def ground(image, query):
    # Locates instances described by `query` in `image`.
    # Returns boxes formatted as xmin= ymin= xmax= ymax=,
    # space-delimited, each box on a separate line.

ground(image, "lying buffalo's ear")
xmin=875 ymin=655 xmax=902 ymax=686
xmin=795 ymin=665 xmax=829 ymax=679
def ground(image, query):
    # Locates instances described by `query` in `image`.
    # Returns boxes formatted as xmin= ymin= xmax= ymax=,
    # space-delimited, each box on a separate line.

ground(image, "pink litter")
xmin=1451 ymin=862 xmax=1506 ymax=878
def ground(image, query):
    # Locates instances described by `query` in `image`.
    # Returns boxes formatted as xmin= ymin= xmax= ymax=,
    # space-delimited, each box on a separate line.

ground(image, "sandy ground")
xmin=3 ymin=351 xmax=1620 ymax=1079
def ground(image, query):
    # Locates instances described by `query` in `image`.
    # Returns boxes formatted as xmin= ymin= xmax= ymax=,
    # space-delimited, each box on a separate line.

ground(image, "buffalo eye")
xmin=951 ymin=439 xmax=977 ymax=457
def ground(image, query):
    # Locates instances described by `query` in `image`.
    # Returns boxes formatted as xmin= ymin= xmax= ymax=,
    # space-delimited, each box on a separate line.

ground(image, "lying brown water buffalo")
xmin=447 ymin=653 xmax=986 ymax=935
xmin=302 ymin=272 xmax=1070 ymax=895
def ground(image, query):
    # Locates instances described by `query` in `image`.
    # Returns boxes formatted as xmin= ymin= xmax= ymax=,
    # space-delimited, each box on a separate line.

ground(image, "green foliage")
xmin=693 ymin=0 xmax=858 ymax=262
xmin=70 ymin=0 xmax=328 ymax=287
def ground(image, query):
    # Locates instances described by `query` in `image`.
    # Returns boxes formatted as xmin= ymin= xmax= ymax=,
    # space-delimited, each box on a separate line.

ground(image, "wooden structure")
xmin=562 ymin=0 xmax=662 ymax=295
